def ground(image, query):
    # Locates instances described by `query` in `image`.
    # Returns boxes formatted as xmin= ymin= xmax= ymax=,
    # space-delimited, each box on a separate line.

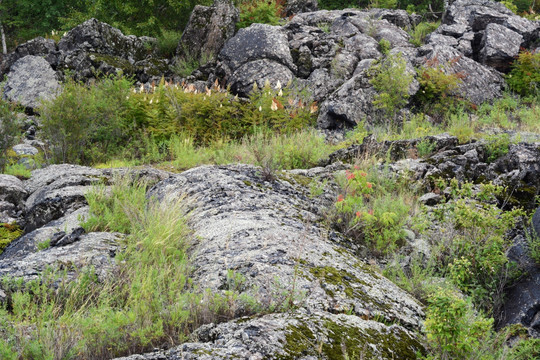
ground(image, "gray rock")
xmin=177 ymin=0 xmax=239 ymax=62
xmin=115 ymin=311 xmax=423 ymax=360
xmin=419 ymin=192 xmax=442 ymax=206
xmin=3 ymin=56 xmax=61 ymax=109
xmin=0 ymin=231 xmax=120 ymax=284
xmin=369 ymin=8 xmax=420 ymax=30
xmin=534 ymin=207 xmax=540 ymax=239
xmin=219 ymin=23 xmax=296 ymax=75
xmin=479 ymin=23 xmax=523 ymax=72
xmin=58 ymin=18 xmax=155 ymax=63
xmin=0 ymin=37 xmax=58 ymax=75
xmin=284 ymin=0 xmax=318 ymax=16
xmin=127 ymin=163 xmax=427 ymax=358
xmin=0 ymin=174 xmax=27 ymax=205
xmin=12 ymin=143 xmax=38 ymax=156
xmin=229 ymin=59 xmax=294 ymax=97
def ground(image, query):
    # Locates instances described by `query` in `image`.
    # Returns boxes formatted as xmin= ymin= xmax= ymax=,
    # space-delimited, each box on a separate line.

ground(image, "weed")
xmin=416 ymin=138 xmax=436 ymax=157
xmin=237 ymin=0 xmax=282 ymax=29
xmin=408 ymin=21 xmax=439 ymax=47
xmin=37 ymin=239 xmax=51 ymax=251
xmin=507 ymin=50 xmax=540 ymax=98
xmin=0 ymin=223 xmax=22 ymax=254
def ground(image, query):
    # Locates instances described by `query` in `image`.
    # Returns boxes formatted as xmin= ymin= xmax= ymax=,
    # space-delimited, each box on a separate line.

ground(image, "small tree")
xmin=369 ymin=52 xmax=413 ymax=123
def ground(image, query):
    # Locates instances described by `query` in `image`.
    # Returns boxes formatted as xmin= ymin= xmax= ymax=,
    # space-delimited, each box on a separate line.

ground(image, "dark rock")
xmin=177 ymin=0 xmax=239 ymax=62
xmin=3 ymin=56 xmax=61 ymax=109
xmin=479 ymin=23 xmax=523 ymax=72
xmin=0 ymin=37 xmax=58 ymax=75
xmin=50 ymin=227 xmax=85 ymax=247
xmin=284 ymin=0 xmax=318 ymax=16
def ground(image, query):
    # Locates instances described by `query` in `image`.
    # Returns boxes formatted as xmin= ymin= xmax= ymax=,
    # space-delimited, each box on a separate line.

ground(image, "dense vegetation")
xmin=1 ymin=0 xmax=540 ymax=359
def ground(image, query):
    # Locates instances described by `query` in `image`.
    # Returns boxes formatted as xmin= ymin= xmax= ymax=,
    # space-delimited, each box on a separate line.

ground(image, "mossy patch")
xmin=279 ymin=316 xmax=424 ymax=359
xmin=0 ymin=223 xmax=23 ymax=254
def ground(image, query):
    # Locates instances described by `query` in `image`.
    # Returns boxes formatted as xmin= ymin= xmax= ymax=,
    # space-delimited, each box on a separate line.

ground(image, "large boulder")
xmin=177 ymin=0 xmax=239 ymax=62
xmin=3 ymin=56 xmax=61 ymax=109
xmin=0 ymin=37 xmax=58 ymax=76
xmin=433 ymin=0 xmax=539 ymax=70
xmin=132 ymin=164 xmax=426 ymax=359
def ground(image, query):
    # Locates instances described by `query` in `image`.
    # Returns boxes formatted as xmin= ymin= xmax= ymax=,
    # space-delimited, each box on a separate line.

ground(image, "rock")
xmin=0 ymin=37 xmax=58 ymax=76
xmin=115 ymin=311 xmax=424 ymax=359
xmin=0 ymin=231 xmax=120 ymax=284
xmin=58 ymin=18 xmax=154 ymax=63
xmin=369 ymin=8 xmax=421 ymax=30
xmin=219 ymin=23 xmax=296 ymax=77
xmin=177 ymin=0 xmax=239 ymax=62
xmin=12 ymin=143 xmax=38 ymax=156
xmin=419 ymin=192 xmax=442 ymax=206
xmin=141 ymin=164 xmax=425 ymax=358
xmin=500 ymin=234 xmax=540 ymax=338
xmin=229 ymin=59 xmax=294 ymax=97
xmin=3 ymin=56 xmax=61 ymax=109
xmin=533 ymin=208 xmax=540 ymax=239
xmin=0 ymin=174 xmax=27 ymax=205
xmin=479 ymin=23 xmax=523 ymax=72
xmin=284 ymin=0 xmax=318 ymax=16
xmin=416 ymin=44 xmax=504 ymax=104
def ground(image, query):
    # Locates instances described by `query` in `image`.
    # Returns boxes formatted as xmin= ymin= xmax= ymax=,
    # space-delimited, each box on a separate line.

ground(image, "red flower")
xmin=356 ymin=211 xmax=362 ymax=217
xmin=346 ymin=172 xmax=356 ymax=180
xmin=366 ymin=182 xmax=372 ymax=189
xmin=360 ymin=172 xmax=367 ymax=177
xmin=337 ymin=194 xmax=344 ymax=202
xmin=354 ymin=165 xmax=360 ymax=170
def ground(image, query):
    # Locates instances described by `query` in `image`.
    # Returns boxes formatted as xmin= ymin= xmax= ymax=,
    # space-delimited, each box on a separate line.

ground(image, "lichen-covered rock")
xmin=219 ymin=23 xmax=296 ymax=75
xmin=0 ymin=174 xmax=27 ymax=205
xmin=178 ymin=0 xmax=239 ymax=62
xmin=3 ymin=56 xmax=61 ymax=109
xmin=115 ymin=311 xmax=424 ymax=359
xmin=138 ymin=164 xmax=425 ymax=359
xmin=229 ymin=59 xmax=294 ymax=96
xmin=479 ymin=23 xmax=523 ymax=72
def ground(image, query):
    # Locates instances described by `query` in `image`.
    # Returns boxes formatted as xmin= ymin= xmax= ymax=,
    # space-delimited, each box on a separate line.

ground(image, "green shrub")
xmin=484 ymin=133 xmax=511 ymax=163
xmin=415 ymin=61 xmax=463 ymax=120
xmin=157 ymin=30 xmax=183 ymax=58
xmin=40 ymin=75 xmax=138 ymax=165
xmin=237 ymin=0 xmax=282 ymax=29
xmin=408 ymin=21 xmax=439 ymax=47
xmin=416 ymin=138 xmax=436 ymax=157
xmin=3 ymin=163 xmax=32 ymax=179
xmin=427 ymin=180 xmax=525 ymax=313
xmin=369 ymin=52 xmax=414 ymax=122
xmin=333 ymin=166 xmax=416 ymax=255
xmin=378 ymin=38 xmax=391 ymax=55
xmin=36 ymin=239 xmax=51 ymax=251
xmin=423 ymin=288 xmax=494 ymax=360
xmin=507 ymin=50 xmax=540 ymax=98
xmin=0 ymin=100 xmax=20 ymax=172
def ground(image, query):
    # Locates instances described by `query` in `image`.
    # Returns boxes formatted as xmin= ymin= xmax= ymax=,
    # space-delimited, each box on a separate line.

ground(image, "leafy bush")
xmin=40 ymin=75 xmax=137 ymax=165
xmin=423 ymin=288 xmax=494 ymax=360
xmin=415 ymin=60 xmax=463 ymax=120
xmin=484 ymin=133 xmax=511 ymax=163
xmin=408 ymin=21 xmax=439 ymax=47
xmin=157 ymin=30 xmax=183 ymax=58
xmin=427 ymin=179 xmax=525 ymax=313
xmin=507 ymin=50 xmax=540 ymax=98
xmin=237 ymin=0 xmax=282 ymax=29
xmin=369 ymin=52 xmax=414 ymax=122
xmin=333 ymin=166 xmax=416 ymax=255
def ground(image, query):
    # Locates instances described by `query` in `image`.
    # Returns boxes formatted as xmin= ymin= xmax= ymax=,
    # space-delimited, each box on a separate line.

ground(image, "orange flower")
xmin=356 ymin=211 xmax=362 ymax=217
xmin=337 ymin=194 xmax=344 ymax=202
xmin=346 ymin=172 xmax=356 ymax=180
xmin=366 ymin=182 xmax=372 ymax=189
xmin=360 ymin=172 xmax=367 ymax=177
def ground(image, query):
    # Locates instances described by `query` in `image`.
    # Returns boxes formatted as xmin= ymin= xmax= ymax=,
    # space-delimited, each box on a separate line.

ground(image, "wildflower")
xmin=360 ymin=172 xmax=367 ymax=177
xmin=259 ymin=106 xmax=262 ymax=112
xmin=356 ymin=211 xmax=362 ymax=218
xmin=354 ymin=165 xmax=359 ymax=170
xmin=368 ymin=209 xmax=374 ymax=215
xmin=275 ymin=80 xmax=282 ymax=90
xmin=346 ymin=171 xmax=356 ymax=180
xmin=366 ymin=182 xmax=372 ymax=189
xmin=278 ymin=89 xmax=283 ymax=97
xmin=337 ymin=194 xmax=344 ymax=203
